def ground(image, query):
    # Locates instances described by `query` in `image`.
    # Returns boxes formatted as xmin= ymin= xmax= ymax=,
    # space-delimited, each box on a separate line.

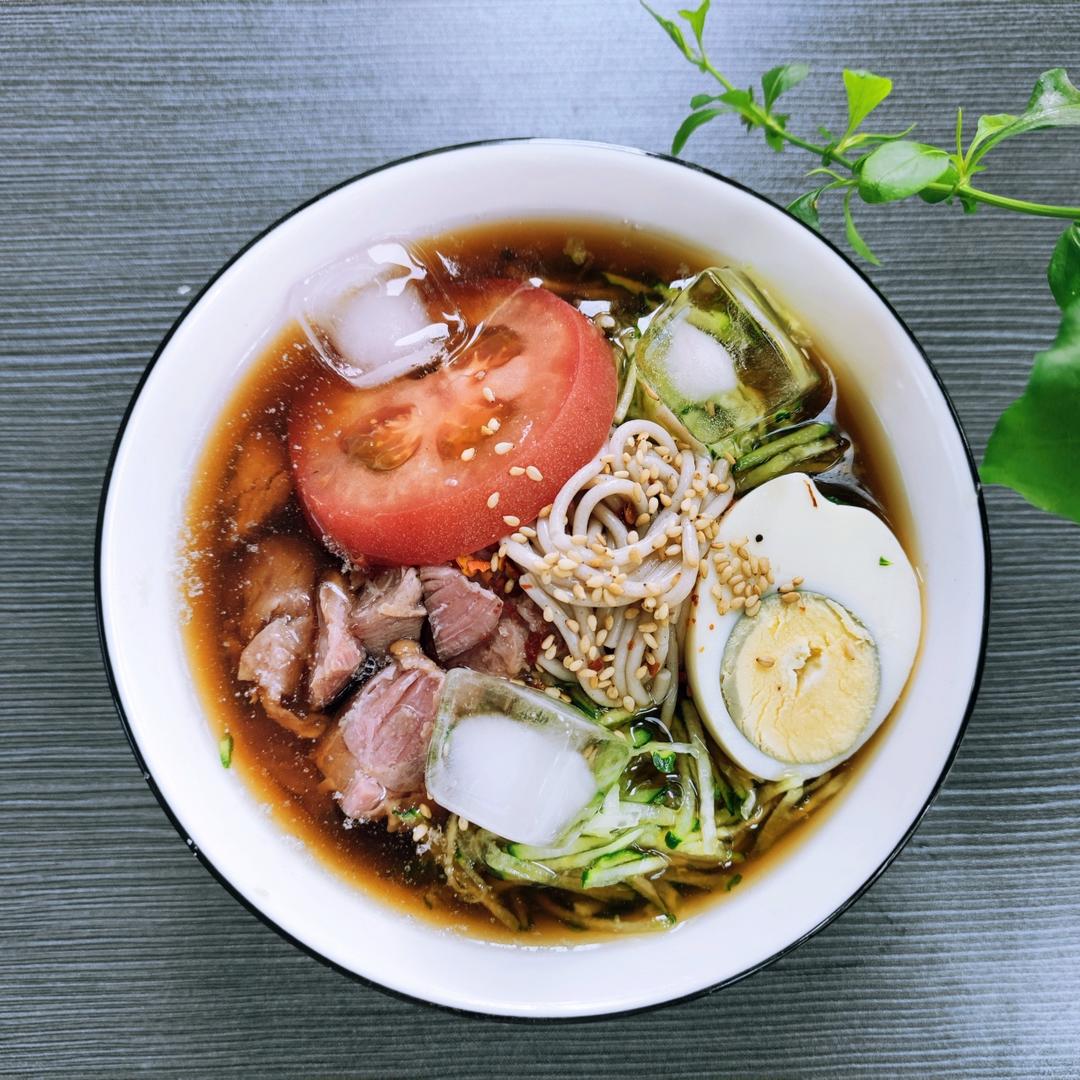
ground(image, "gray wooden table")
xmin=3 ymin=1 xmax=1079 ymax=1076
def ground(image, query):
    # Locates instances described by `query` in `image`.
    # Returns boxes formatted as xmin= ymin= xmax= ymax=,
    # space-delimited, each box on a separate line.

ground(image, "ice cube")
xmin=425 ymin=670 xmax=630 ymax=846
xmin=290 ymin=241 xmax=464 ymax=389
xmin=635 ymin=267 xmax=820 ymax=452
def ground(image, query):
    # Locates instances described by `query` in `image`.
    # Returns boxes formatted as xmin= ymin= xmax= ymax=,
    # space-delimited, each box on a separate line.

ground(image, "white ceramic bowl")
xmin=97 ymin=140 xmax=989 ymax=1018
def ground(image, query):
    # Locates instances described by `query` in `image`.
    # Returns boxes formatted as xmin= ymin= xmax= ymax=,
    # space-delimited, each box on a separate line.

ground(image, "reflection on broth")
xmin=181 ymin=219 xmax=920 ymax=941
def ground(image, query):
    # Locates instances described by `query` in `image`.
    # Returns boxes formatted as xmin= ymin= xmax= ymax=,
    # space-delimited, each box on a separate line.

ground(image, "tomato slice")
xmin=290 ymin=280 xmax=616 ymax=565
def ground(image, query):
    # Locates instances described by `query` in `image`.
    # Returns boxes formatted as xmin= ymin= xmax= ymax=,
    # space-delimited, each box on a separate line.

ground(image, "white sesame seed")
xmin=503 ymin=515 xmax=520 ymax=527
xmin=460 ymin=447 xmax=476 ymax=462
xmin=486 ymin=491 xmax=500 ymax=508
xmin=482 ymin=386 xmax=496 ymax=403
xmin=526 ymin=465 xmax=543 ymax=482
xmin=494 ymin=441 xmax=514 ymax=455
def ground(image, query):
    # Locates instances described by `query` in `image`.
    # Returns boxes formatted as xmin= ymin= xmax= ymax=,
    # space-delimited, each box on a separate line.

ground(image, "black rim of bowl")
xmin=94 ymin=137 xmax=993 ymax=1023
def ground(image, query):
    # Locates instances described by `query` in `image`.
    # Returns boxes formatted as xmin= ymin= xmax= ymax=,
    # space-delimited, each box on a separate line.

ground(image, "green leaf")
xmin=842 ymin=69 xmax=893 ymax=133
xmin=641 ymin=2 xmax=695 ymax=62
xmin=1048 ymin=222 xmax=1080 ymax=310
xmin=879 ymin=556 xmax=893 ymax=566
xmin=788 ymin=187 xmax=826 ymax=230
xmin=919 ymin=159 xmax=960 ymax=204
xmin=761 ymin=62 xmax=809 ymax=111
xmin=219 ymin=733 xmax=233 ymax=768
xmin=843 ymin=123 xmax=918 ymax=150
xmin=857 ymin=141 xmax=951 ymax=204
xmin=672 ymin=108 xmax=724 ymax=154
xmin=967 ymin=112 xmax=1018 ymax=161
xmin=719 ymin=87 xmax=759 ymax=124
xmin=677 ymin=0 xmax=710 ymax=49
xmin=690 ymin=91 xmax=719 ymax=109
xmin=981 ymin=298 xmax=1080 ymax=522
xmin=967 ymin=68 xmax=1080 ymax=165
xmin=843 ymin=189 xmax=881 ymax=265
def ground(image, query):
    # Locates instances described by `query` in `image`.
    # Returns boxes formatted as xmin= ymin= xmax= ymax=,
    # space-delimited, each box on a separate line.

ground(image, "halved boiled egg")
xmin=686 ymin=473 xmax=921 ymax=780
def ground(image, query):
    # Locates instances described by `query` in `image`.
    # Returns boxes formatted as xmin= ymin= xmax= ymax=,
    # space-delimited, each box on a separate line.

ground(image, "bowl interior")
xmin=99 ymin=140 xmax=987 ymax=1018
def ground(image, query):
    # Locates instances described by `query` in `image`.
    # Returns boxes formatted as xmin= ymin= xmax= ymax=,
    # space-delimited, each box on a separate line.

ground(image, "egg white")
xmin=686 ymin=472 xmax=921 ymax=780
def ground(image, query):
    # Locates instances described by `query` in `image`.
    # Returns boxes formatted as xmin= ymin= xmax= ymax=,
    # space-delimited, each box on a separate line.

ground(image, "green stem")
xmin=699 ymin=54 xmax=1080 ymax=222
xmin=945 ymin=184 xmax=1080 ymax=220
xmin=698 ymin=56 xmax=734 ymax=92
xmin=768 ymin=119 xmax=1079 ymax=221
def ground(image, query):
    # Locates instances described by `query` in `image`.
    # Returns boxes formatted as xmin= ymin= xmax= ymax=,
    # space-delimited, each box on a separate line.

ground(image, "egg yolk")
xmin=720 ymin=592 xmax=880 ymax=765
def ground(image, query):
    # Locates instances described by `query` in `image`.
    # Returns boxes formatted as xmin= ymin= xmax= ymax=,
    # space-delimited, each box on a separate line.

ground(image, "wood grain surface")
xmin=2 ymin=1 xmax=1079 ymax=1076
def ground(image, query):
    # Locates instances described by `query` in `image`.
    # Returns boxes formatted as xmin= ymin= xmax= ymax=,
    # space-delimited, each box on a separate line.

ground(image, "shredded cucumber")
xmin=484 ymin=844 xmax=558 ymax=884
xmin=582 ymin=852 xmax=668 ymax=890
xmin=542 ymin=827 xmax=647 ymax=871
xmin=632 ymin=741 xmax=698 ymax=758
xmin=734 ymin=421 xmax=835 ymax=471
xmin=674 ymin=755 xmax=695 ymax=841
xmin=613 ymin=357 xmax=638 ymax=424
xmin=622 ymin=783 xmax=663 ymax=804
xmin=507 ymin=833 xmax=611 ymax=861
xmin=734 ymin=427 xmax=842 ymax=493
xmin=582 ymin=801 xmax=678 ymax=836
xmin=682 ymin=702 xmax=719 ymax=856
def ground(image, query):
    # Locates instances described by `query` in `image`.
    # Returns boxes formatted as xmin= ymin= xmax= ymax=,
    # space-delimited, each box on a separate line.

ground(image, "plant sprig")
xmin=645 ymin=0 xmax=1080 ymax=524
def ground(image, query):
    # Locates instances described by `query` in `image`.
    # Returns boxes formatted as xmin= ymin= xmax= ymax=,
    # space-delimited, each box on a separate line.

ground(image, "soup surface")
xmin=181 ymin=218 xmax=918 ymax=941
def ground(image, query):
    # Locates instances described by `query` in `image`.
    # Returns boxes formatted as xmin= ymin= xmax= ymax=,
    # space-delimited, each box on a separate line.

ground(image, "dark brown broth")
xmin=181 ymin=218 xmax=913 ymax=942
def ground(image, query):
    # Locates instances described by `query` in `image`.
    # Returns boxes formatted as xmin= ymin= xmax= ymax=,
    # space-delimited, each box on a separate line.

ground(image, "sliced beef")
xmin=235 ymin=537 xmax=325 ymax=738
xmin=340 ymin=772 xmax=388 ymax=819
xmin=338 ymin=641 xmax=445 ymax=808
xmin=239 ymin=614 xmax=312 ymax=702
xmin=419 ymin=564 xmax=503 ymax=660
xmin=349 ymin=567 xmax=425 ymax=654
xmin=238 ymin=535 xmax=316 ymax=640
xmin=312 ymin=723 xmax=359 ymax=791
xmin=238 ymin=613 xmax=326 ymax=738
xmin=308 ymin=572 xmax=366 ymax=710
xmin=312 ymin=711 xmax=394 ymax=818
xmin=226 ymin=429 xmax=293 ymax=540
xmin=455 ymin=608 xmax=530 ymax=678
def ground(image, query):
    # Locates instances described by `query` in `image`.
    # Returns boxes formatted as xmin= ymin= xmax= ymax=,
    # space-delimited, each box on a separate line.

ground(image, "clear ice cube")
xmin=635 ymin=267 xmax=820 ymax=452
xmin=290 ymin=241 xmax=466 ymax=388
xmin=425 ymin=670 xmax=630 ymax=846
